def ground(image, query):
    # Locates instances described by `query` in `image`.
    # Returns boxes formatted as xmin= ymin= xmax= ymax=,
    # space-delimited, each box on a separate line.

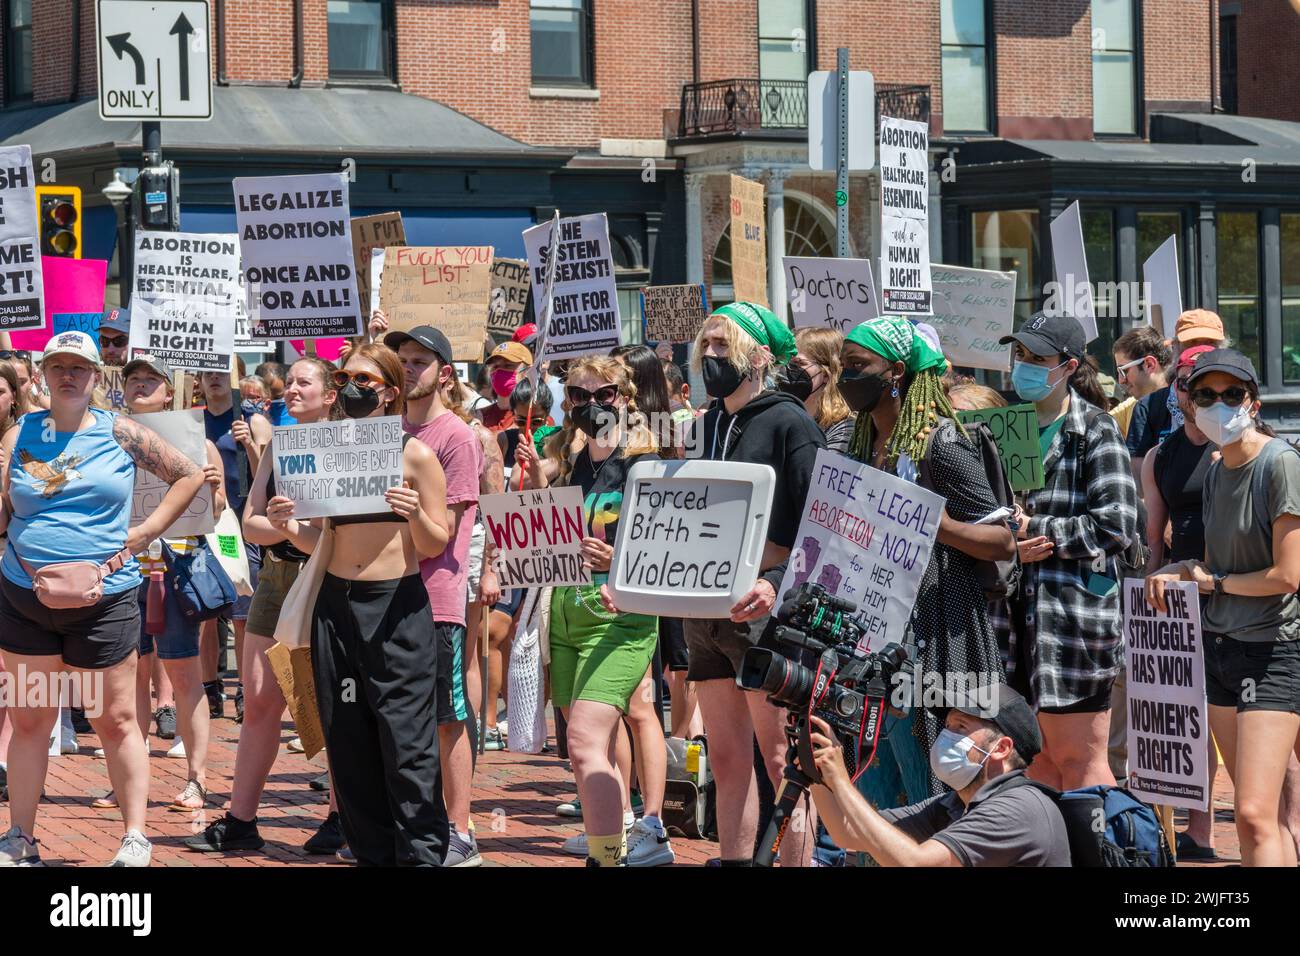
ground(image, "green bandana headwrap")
xmin=712 ymin=301 xmax=797 ymax=366
xmin=845 ymin=316 xmax=947 ymax=376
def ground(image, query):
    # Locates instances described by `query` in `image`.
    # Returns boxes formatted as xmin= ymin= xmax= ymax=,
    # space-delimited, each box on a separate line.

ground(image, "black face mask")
xmin=340 ymin=380 xmax=382 ymax=418
xmin=838 ymin=368 xmax=889 ymax=414
xmin=778 ymin=363 xmax=817 ymax=403
xmin=571 ymin=401 xmax=618 ymax=438
xmin=702 ymin=355 xmax=747 ymax=399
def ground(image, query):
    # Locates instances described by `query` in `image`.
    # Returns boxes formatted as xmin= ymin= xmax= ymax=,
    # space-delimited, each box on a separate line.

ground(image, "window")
xmin=711 ymin=194 xmax=833 ymax=300
xmin=1220 ymin=15 xmax=1238 ymax=114
xmin=972 ymin=209 xmax=1040 ymax=326
xmin=328 ymin=0 xmax=393 ymax=79
xmin=758 ymin=0 xmax=809 ymax=81
xmin=1137 ymin=210 xmax=1184 ymax=326
xmin=618 ymin=288 xmax=644 ymax=347
xmin=1282 ymin=214 xmax=1300 ymax=385
xmin=1216 ymin=210 xmax=1260 ymax=370
xmin=5 ymin=0 xmax=32 ymax=102
xmin=1092 ymin=0 xmax=1137 ymax=135
xmin=530 ymin=0 xmax=593 ymax=86
xmin=941 ymin=0 xmax=990 ymax=133
xmin=1083 ymin=209 xmax=1118 ymax=367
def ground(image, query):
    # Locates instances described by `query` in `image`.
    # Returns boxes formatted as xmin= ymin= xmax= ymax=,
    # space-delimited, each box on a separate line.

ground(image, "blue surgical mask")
xmin=1011 ymin=359 xmax=1068 ymax=403
xmin=929 ymin=728 xmax=993 ymax=791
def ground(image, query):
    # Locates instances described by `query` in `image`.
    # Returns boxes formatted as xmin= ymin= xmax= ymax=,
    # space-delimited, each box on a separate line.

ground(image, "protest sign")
xmin=10 ymin=258 xmax=108 ymax=350
xmin=99 ymin=366 xmax=128 ymax=411
xmin=608 ymin=459 xmax=774 ymax=619
xmin=378 ymin=245 xmax=494 ymax=360
xmin=266 ymin=642 xmax=325 ymax=760
xmin=233 ymin=172 xmax=363 ymax=340
xmin=879 ymin=116 xmax=931 ymax=315
xmin=1123 ymin=579 xmax=1210 ymax=811
xmin=128 ymin=294 xmax=234 ymax=373
xmin=53 ymin=312 xmax=103 ymax=336
xmin=351 ymin=212 xmax=405 ymax=321
xmin=641 ymin=283 xmax=708 ymax=343
xmin=955 ymin=403 xmax=1044 ymax=492
xmin=487 ymin=257 xmax=532 ymax=343
xmin=369 ymin=247 xmax=385 ymax=321
xmin=522 ymin=212 xmax=620 ymax=360
xmin=132 ymin=230 xmax=244 ymax=364
xmin=479 ymin=486 xmax=590 ymax=588
xmin=0 ymin=145 xmax=42 ymax=331
xmin=1142 ymin=235 xmax=1181 ymax=337
xmin=130 ymin=409 xmax=214 ymax=538
xmin=929 ymin=265 xmax=1016 ymax=370
xmin=271 ymin=416 xmax=405 ymax=520
xmin=729 ymin=174 xmax=767 ymax=306
xmin=783 ymin=257 xmax=879 ymax=333
xmin=1048 ymin=201 xmax=1098 ymax=342
xmin=779 ymin=450 xmax=943 ymax=653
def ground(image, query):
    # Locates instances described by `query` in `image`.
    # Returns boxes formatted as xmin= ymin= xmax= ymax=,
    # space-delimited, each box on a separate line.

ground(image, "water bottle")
xmin=686 ymin=741 xmax=701 ymax=782
xmin=146 ymin=571 xmax=167 ymax=635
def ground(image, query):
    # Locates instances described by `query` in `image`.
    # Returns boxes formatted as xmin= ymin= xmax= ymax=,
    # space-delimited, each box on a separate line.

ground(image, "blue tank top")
xmin=3 ymin=407 xmax=141 ymax=593
xmin=205 ymin=405 xmax=249 ymax=516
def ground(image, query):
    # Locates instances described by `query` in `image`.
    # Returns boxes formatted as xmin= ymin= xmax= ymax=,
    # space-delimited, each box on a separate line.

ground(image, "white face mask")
xmin=929 ymin=728 xmax=993 ymax=791
xmin=1195 ymin=401 xmax=1253 ymax=447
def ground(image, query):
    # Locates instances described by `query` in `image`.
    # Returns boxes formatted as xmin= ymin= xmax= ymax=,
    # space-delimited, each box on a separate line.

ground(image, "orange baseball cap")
xmin=1174 ymin=309 xmax=1224 ymax=344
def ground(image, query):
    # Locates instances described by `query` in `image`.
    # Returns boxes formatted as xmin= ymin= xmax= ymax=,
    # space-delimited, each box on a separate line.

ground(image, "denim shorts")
xmin=137 ymin=578 xmax=201 ymax=660
xmin=1204 ymin=631 xmax=1300 ymax=714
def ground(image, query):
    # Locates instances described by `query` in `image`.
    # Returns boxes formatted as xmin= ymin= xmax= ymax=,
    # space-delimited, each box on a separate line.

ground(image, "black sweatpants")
xmin=312 ymin=572 xmax=448 ymax=866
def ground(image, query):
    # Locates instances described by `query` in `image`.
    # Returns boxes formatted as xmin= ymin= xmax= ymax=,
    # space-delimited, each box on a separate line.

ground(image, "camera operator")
xmin=804 ymin=684 xmax=1071 ymax=867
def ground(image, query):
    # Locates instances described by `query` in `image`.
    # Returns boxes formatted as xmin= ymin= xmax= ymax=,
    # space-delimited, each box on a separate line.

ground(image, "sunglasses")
xmin=566 ymin=384 xmax=619 ymax=406
xmin=1190 ymin=385 xmax=1251 ymax=408
xmin=1174 ymin=376 xmax=1191 ymax=392
xmin=332 ymin=369 xmax=388 ymax=390
xmin=0 ymin=349 xmax=31 ymax=361
xmin=99 ymin=335 xmax=129 ymax=349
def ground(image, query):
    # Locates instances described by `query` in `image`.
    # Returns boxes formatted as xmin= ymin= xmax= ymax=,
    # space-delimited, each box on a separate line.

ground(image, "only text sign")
xmin=479 ymin=486 xmax=590 ymax=588
xmin=271 ymin=417 xmax=405 ymax=520
xmin=879 ymin=116 xmax=931 ymax=315
xmin=929 ymin=264 xmax=1016 ymax=371
xmin=641 ymin=283 xmax=708 ymax=344
xmin=729 ymin=174 xmax=768 ymax=306
xmin=0 ymin=145 xmax=42 ymax=330
xmin=522 ymin=212 xmax=621 ymax=360
xmin=486 ymin=257 xmax=532 ymax=343
xmin=378 ymin=245 xmax=494 ymax=361
xmin=955 ymin=403 xmax=1044 ymax=492
xmin=351 ymin=212 xmax=405 ymax=320
xmin=784 ymin=256 xmax=879 ymax=333
xmin=131 ymin=409 xmax=214 ymax=537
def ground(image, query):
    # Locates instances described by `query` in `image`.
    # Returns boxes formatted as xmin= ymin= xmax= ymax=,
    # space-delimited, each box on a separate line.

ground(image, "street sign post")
xmin=808 ymin=55 xmax=874 ymax=258
xmin=96 ymin=0 xmax=213 ymax=121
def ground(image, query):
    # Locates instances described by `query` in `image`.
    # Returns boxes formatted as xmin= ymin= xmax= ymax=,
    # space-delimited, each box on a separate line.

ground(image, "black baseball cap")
xmin=98 ymin=307 xmax=131 ymax=337
xmin=932 ymin=682 xmax=1042 ymax=764
xmin=384 ymin=325 xmax=453 ymax=365
xmin=1185 ymin=347 xmax=1259 ymax=390
xmin=122 ymin=353 xmax=175 ymax=382
xmin=999 ymin=312 xmax=1086 ymax=365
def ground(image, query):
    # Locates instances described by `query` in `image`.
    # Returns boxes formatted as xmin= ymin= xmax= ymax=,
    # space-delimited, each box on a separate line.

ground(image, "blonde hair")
xmin=794 ymin=327 xmax=852 ymax=430
xmin=948 ymin=383 xmax=1007 ymax=412
xmin=544 ymin=356 xmax=657 ymax=486
xmin=690 ymin=313 xmax=769 ymax=378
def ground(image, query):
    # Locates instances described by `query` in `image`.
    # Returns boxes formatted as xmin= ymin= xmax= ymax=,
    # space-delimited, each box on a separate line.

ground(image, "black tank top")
xmin=1153 ymin=426 xmax=1213 ymax=563
xmin=332 ymin=433 xmax=415 ymax=526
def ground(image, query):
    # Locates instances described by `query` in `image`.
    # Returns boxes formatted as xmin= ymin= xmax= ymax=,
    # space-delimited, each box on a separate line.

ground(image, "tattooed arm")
xmin=113 ymin=414 xmax=205 ymax=551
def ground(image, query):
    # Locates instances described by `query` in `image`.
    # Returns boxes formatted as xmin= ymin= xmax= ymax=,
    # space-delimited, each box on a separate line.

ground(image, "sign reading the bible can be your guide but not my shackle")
xmin=271 ymin=417 xmax=405 ymax=520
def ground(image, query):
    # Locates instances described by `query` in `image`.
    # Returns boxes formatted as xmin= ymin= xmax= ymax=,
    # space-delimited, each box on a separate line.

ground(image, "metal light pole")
xmin=102 ymin=170 xmax=134 ymax=306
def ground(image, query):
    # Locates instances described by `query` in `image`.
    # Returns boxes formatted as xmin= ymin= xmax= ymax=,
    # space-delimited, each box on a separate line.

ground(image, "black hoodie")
xmin=689 ymin=390 xmax=826 ymax=550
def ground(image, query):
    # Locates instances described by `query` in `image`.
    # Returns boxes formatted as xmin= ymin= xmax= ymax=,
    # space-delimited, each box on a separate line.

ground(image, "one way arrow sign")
xmin=97 ymin=0 xmax=212 ymax=121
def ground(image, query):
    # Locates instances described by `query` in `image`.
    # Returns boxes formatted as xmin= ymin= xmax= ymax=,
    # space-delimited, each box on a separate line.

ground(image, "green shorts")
xmin=549 ymin=582 xmax=658 ymax=713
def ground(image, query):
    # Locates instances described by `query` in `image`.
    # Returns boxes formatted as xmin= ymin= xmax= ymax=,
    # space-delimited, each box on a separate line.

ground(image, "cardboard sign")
xmin=729 ymin=174 xmax=767 ymax=306
xmin=879 ymin=116 xmax=931 ymax=315
xmin=522 ymin=212 xmax=621 ymax=360
xmin=779 ymin=450 xmax=943 ymax=653
xmin=956 ymin=403 xmax=1044 ymax=492
xmin=0 ymin=145 xmax=42 ymax=331
xmin=784 ymin=257 xmax=879 ymax=333
xmin=608 ymin=459 xmax=774 ymax=619
xmin=378 ymin=245 xmax=494 ymax=361
xmin=351 ymin=212 xmax=405 ymax=320
xmin=99 ymin=366 xmax=128 ymax=412
xmin=1142 ymin=235 xmax=1182 ymax=338
xmin=1123 ymin=579 xmax=1210 ymax=811
xmin=271 ymin=416 xmax=405 ymax=519
xmin=929 ymin=265 xmax=1017 ymax=371
xmin=128 ymin=294 xmax=234 ymax=373
xmin=486 ymin=257 xmax=532 ymax=343
xmin=130 ymin=409 xmax=214 ymax=538
xmin=234 ymin=172 xmax=363 ymax=340
xmin=641 ymin=283 xmax=709 ymax=344
xmin=266 ymin=642 xmax=325 ymax=760
xmin=1048 ymin=201 xmax=1098 ymax=342
xmin=479 ymin=486 xmax=590 ymax=588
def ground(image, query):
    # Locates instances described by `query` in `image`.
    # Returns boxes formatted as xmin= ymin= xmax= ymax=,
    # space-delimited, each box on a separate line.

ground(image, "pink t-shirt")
xmin=404 ymin=411 xmax=483 ymax=626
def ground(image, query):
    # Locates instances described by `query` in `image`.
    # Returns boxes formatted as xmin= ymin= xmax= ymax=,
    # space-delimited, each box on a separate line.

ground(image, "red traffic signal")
xmin=36 ymin=185 xmax=82 ymax=258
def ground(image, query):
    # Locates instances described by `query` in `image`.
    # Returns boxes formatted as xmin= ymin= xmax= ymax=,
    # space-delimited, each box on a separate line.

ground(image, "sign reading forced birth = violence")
xmin=478 ymin=486 xmax=590 ymax=588
xmin=271 ymin=417 xmax=405 ymax=520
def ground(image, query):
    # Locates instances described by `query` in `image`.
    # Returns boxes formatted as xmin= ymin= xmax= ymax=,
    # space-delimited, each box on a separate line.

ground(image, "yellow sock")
xmin=588 ymin=832 xmax=626 ymax=867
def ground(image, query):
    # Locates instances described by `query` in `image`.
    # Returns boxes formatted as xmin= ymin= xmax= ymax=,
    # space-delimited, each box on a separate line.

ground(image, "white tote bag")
xmin=508 ymin=587 xmax=551 ymax=755
xmin=272 ymin=520 xmax=334 ymax=650
xmin=204 ymin=506 xmax=254 ymax=597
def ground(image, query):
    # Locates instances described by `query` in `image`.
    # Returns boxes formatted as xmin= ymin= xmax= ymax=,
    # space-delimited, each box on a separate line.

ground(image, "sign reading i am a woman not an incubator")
xmin=271 ymin=417 xmax=405 ymax=519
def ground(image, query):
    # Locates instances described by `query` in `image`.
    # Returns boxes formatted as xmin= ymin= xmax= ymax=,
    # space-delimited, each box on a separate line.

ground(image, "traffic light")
xmin=36 ymin=185 xmax=82 ymax=258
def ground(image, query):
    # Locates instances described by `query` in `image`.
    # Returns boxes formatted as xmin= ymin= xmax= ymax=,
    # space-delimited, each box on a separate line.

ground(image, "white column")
xmin=765 ymin=168 xmax=788 ymax=319
xmin=929 ymin=150 xmax=943 ymax=262
xmin=685 ymin=172 xmax=705 ymax=285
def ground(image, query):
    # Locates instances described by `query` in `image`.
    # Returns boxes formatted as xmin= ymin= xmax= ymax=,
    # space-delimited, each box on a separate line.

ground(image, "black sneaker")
xmin=0 ymin=764 xmax=7 ymax=802
xmin=71 ymin=708 xmax=94 ymax=734
xmin=234 ymin=685 xmax=245 ymax=724
xmin=154 ymin=705 xmax=177 ymax=740
xmin=304 ymin=812 xmax=346 ymax=855
xmin=309 ymin=772 xmax=331 ymax=792
xmin=183 ymin=812 xmax=265 ymax=852
xmin=204 ymin=681 xmax=225 ymax=719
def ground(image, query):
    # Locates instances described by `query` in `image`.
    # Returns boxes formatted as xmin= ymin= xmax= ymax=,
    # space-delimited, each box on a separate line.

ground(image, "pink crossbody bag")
xmin=17 ymin=547 xmax=133 ymax=610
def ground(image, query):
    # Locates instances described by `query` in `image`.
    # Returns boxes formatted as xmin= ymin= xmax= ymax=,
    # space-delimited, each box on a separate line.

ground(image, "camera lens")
xmin=738 ymin=647 xmax=816 ymax=709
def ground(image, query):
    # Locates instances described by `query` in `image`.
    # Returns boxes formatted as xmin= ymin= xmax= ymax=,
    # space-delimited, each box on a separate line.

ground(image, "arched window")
xmin=711 ymin=193 xmax=834 ymax=299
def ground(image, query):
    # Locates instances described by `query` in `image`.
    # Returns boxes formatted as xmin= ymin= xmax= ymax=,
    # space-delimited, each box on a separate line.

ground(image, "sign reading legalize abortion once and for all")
xmin=0 ymin=145 xmax=42 ymax=331
xmin=641 ymin=283 xmax=709 ymax=344
xmin=783 ymin=257 xmax=880 ymax=333
xmin=486 ymin=257 xmax=532 ymax=343
xmin=729 ymin=174 xmax=768 ymax=307
xmin=955 ymin=403 xmax=1044 ymax=492
xmin=378 ymin=245 xmax=494 ymax=361
xmin=271 ymin=416 xmax=405 ymax=520
xmin=130 ymin=409 xmax=214 ymax=538
xmin=928 ymin=264 xmax=1017 ymax=371
xmin=1123 ymin=579 xmax=1210 ymax=811
xmin=478 ymin=486 xmax=590 ymax=589
xmin=350 ymin=212 xmax=405 ymax=320
xmin=779 ymin=449 xmax=943 ymax=654
xmin=522 ymin=213 xmax=620 ymax=360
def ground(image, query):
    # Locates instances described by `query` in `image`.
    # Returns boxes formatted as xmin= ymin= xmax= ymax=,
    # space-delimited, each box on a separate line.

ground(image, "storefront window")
xmin=1137 ymin=210 xmax=1184 ymax=326
xmin=1083 ymin=208 xmax=1117 ymax=368
xmin=1216 ymin=211 xmax=1261 ymax=370
xmin=618 ymin=287 xmax=644 ymax=346
xmin=1282 ymin=214 xmax=1300 ymax=385
xmin=972 ymin=209 xmax=1040 ymax=326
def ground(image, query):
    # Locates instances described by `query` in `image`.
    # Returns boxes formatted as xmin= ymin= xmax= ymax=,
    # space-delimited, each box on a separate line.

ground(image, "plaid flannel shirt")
xmin=1014 ymin=391 xmax=1138 ymax=710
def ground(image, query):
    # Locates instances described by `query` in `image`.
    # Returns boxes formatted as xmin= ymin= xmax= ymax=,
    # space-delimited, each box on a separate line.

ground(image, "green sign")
xmin=216 ymin=535 xmax=242 ymax=559
xmin=835 ymin=190 xmax=848 ymax=207
xmin=956 ymin=403 xmax=1044 ymax=492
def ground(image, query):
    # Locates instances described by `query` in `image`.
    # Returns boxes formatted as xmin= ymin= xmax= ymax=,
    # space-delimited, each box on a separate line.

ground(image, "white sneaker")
xmin=497 ymin=718 xmax=508 ymax=737
xmin=626 ymin=817 xmax=675 ymax=867
xmin=0 ymin=826 xmax=42 ymax=866
xmin=108 ymin=829 xmax=152 ymax=867
xmin=167 ymin=739 xmax=187 ymax=759
xmin=60 ymin=734 xmax=80 ymax=755
xmin=93 ymin=748 xmax=106 ymax=758
xmin=561 ymin=814 xmax=634 ymax=857
xmin=287 ymin=737 xmax=305 ymax=754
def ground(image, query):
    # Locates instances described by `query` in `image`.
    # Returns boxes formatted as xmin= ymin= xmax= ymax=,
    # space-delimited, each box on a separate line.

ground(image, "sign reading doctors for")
xmin=131 ymin=410 xmax=214 ymax=537
xmin=0 ymin=145 xmax=42 ymax=330
xmin=234 ymin=172 xmax=363 ymax=340
xmin=784 ymin=257 xmax=879 ymax=333
xmin=928 ymin=265 xmax=1016 ymax=371
xmin=271 ymin=417 xmax=405 ymax=520
xmin=878 ymin=116 xmax=931 ymax=315
xmin=97 ymin=1 xmax=213 ymax=120
xmin=1123 ymin=579 xmax=1210 ymax=811
xmin=608 ymin=460 xmax=775 ymax=620
xmin=522 ymin=213 xmax=620 ymax=360
xmin=779 ymin=450 xmax=942 ymax=654
xmin=479 ymin=486 xmax=590 ymax=589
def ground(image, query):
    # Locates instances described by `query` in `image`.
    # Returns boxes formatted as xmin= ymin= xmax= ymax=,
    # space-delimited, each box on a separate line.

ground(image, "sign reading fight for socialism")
xmin=478 ymin=486 xmax=590 ymax=588
xmin=879 ymin=116 xmax=931 ymax=315
xmin=128 ymin=294 xmax=234 ymax=373
xmin=929 ymin=265 xmax=1016 ymax=371
xmin=522 ymin=212 xmax=620 ymax=360
xmin=779 ymin=450 xmax=943 ymax=653
xmin=641 ymin=283 xmax=708 ymax=344
xmin=351 ymin=212 xmax=405 ymax=320
xmin=783 ymin=257 xmax=880 ymax=333
xmin=378 ymin=245 xmax=494 ymax=361
xmin=131 ymin=409 xmax=214 ymax=537
xmin=486 ymin=257 xmax=531 ymax=343
xmin=0 ymin=145 xmax=42 ymax=330
xmin=271 ymin=417 xmax=405 ymax=520
xmin=955 ymin=403 xmax=1044 ymax=492
xmin=234 ymin=172 xmax=363 ymax=340
xmin=729 ymin=174 xmax=768 ymax=306
xmin=1123 ymin=580 xmax=1210 ymax=811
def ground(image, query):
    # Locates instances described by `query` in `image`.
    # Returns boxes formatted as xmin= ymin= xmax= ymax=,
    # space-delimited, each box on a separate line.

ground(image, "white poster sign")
xmin=523 ymin=212 xmax=620 ymax=360
xmin=131 ymin=409 xmax=214 ymax=538
xmin=271 ymin=416 xmax=405 ymax=519
xmin=1142 ymin=236 xmax=1182 ymax=338
xmin=0 ymin=145 xmax=42 ymax=330
xmin=479 ymin=486 xmax=590 ymax=588
xmin=1048 ymin=201 xmax=1098 ymax=342
xmin=784 ymin=257 xmax=880 ymax=333
xmin=128 ymin=294 xmax=234 ymax=373
xmin=929 ymin=264 xmax=1017 ymax=370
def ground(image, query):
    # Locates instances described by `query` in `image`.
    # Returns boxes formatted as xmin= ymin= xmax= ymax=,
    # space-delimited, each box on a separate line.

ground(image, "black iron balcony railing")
xmin=874 ymin=83 xmax=932 ymax=129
